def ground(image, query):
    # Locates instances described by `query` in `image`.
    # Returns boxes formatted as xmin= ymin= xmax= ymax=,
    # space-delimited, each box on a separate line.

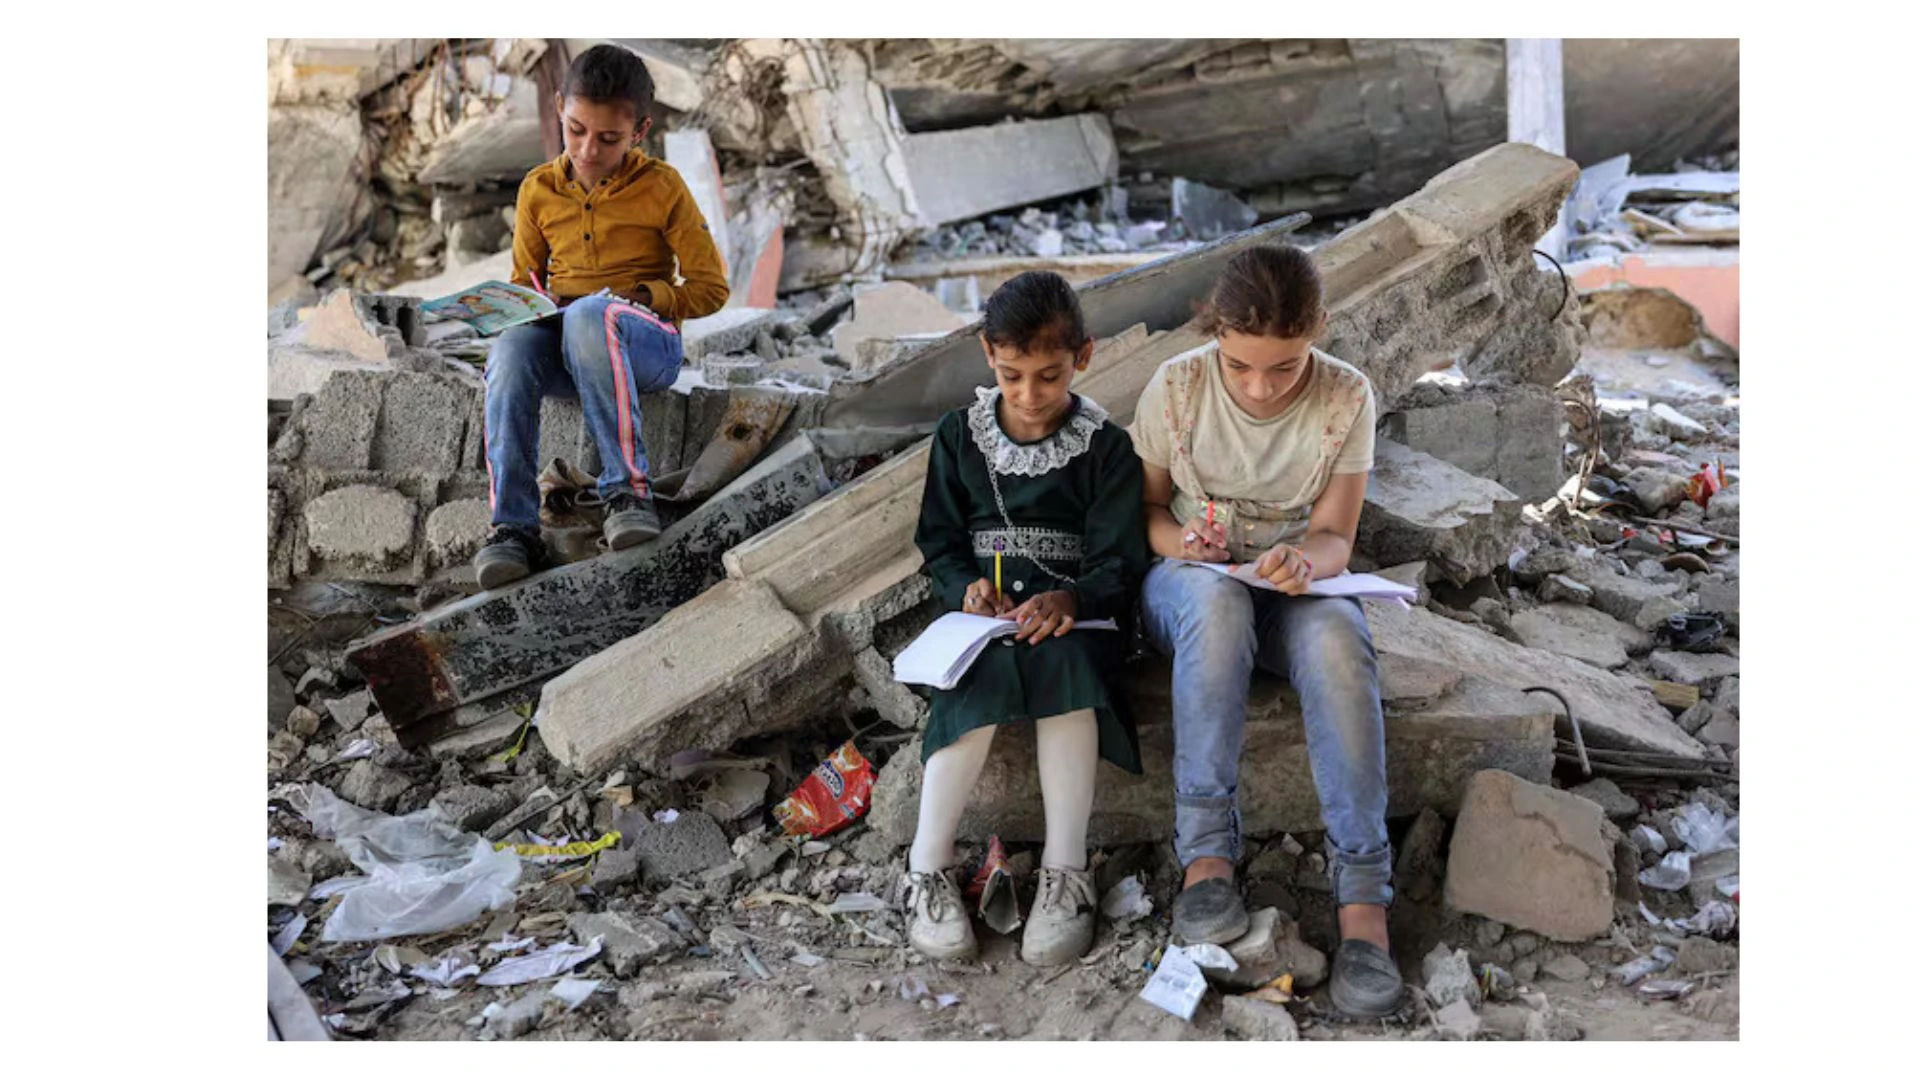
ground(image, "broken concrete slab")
xmin=566 ymin=912 xmax=677 ymax=977
xmin=1359 ymin=440 xmax=1522 ymax=585
xmin=1366 ymin=600 xmax=1703 ymax=758
xmin=831 ymin=283 xmax=969 ymax=370
xmin=867 ymin=664 xmax=1553 ymax=848
xmin=339 ymin=759 xmax=413 ymax=813
xmin=626 ymin=810 xmax=735 ymax=884
xmin=423 ymin=498 xmax=491 ymax=569
xmin=1507 ymin=604 xmax=1648 ymax=670
xmin=1567 ymin=778 xmax=1641 ymax=821
xmin=537 ymin=578 xmax=818 ymax=776
xmin=903 ymin=114 xmax=1119 ymax=227
xmin=1385 ymin=382 xmax=1563 ymax=504
xmin=1221 ymin=994 xmax=1299 ymax=1041
xmin=684 ymin=307 xmax=780 ymax=363
xmin=1647 ymin=650 xmax=1740 ymax=689
xmin=1443 ymin=769 xmax=1615 ymax=942
xmin=430 ymin=784 xmax=515 ymax=833
xmin=347 ymin=437 xmax=835 ymax=745
xmin=1566 ymin=563 xmax=1691 ymax=631
xmin=1170 ymin=177 xmax=1258 ymax=242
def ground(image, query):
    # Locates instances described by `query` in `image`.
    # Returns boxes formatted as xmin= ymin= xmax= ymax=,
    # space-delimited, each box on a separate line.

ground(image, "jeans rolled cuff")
xmin=1327 ymin=841 xmax=1394 ymax=907
xmin=1173 ymin=792 xmax=1241 ymax=866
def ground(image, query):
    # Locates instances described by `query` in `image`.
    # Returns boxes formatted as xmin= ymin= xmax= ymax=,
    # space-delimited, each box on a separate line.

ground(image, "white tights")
xmin=907 ymin=709 xmax=1097 ymax=875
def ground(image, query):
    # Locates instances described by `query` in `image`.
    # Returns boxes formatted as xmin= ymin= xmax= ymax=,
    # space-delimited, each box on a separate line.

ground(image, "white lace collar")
xmin=966 ymin=387 xmax=1109 ymax=478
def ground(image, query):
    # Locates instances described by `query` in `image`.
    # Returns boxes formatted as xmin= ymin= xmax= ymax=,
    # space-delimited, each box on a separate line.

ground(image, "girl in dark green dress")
xmin=903 ymin=271 xmax=1150 ymax=966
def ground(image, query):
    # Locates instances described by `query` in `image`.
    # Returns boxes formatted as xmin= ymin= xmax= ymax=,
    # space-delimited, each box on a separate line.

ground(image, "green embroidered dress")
xmin=912 ymin=387 xmax=1150 ymax=770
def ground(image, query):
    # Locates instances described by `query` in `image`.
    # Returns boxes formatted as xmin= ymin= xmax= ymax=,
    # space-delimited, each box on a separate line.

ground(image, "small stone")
xmin=1540 ymin=953 xmax=1590 ymax=981
xmin=1513 ymin=957 xmax=1538 ymax=983
xmin=430 ymin=784 xmax=515 ymax=833
xmin=1674 ymin=937 xmax=1738 ymax=975
xmin=567 ymin=912 xmax=679 ymax=977
xmin=324 ymin=689 xmax=373 ymax=732
xmin=483 ymin=991 xmax=549 ymax=1040
xmin=1538 ymin=574 xmax=1594 ymax=606
xmin=1675 ymin=701 xmax=1715 ymax=734
xmin=1221 ymin=995 xmax=1299 ymax=1041
xmin=708 ymin=924 xmax=750 ymax=955
xmin=1422 ymin=944 xmax=1482 ymax=1008
xmin=630 ymin=811 xmax=734 ymax=883
xmin=1648 ymin=650 xmax=1741 ymax=688
xmin=1507 ymin=932 xmax=1540 ymax=958
xmin=1433 ymin=998 xmax=1482 ymax=1040
xmin=267 ymin=730 xmax=305 ymax=774
xmin=287 ymin=706 xmax=322 ymax=738
xmin=1197 ymin=907 xmax=1328 ymax=990
xmin=1567 ymin=778 xmax=1640 ymax=821
xmin=1696 ymin=709 xmax=1739 ymax=749
xmin=339 ymin=759 xmax=413 ymax=812
xmin=591 ymin=848 xmax=642 ymax=892
xmin=1624 ymin=467 xmax=1690 ymax=514
xmin=1473 ymin=918 xmax=1507 ymax=950
xmin=1480 ymin=1002 xmax=1533 ymax=1041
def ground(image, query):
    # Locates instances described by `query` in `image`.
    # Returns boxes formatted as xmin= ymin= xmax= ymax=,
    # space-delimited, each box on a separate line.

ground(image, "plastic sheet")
xmin=299 ymin=784 xmax=521 ymax=943
xmin=1638 ymin=851 xmax=1692 ymax=891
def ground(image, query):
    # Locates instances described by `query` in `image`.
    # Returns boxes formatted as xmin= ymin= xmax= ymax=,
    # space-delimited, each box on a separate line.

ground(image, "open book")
xmin=892 ymin=612 xmax=1119 ymax=691
xmin=1167 ymin=559 xmax=1418 ymax=608
xmin=420 ymin=280 xmax=558 ymax=336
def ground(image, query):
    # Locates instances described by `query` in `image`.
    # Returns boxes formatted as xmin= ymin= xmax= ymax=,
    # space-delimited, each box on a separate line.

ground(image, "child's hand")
xmin=1254 ymin=543 xmax=1313 ymax=596
xmin=963 ymin=578 xmax=1013 ymax=616
xmin=1179 ymin=516 xmax=1230 ymax=562
xmin=1009 ymin=590 xmax=1077 ymax=644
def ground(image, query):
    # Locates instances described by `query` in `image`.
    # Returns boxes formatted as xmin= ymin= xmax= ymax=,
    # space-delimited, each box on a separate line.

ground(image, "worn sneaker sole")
xmin=604 ymin=521 xmax=661 ymax=550
xmin=1020 ymin=920 xmax=1093 ymax=966
xmin=475 ymin=556 xmax=531 ymax=591
xmin=909 ymin=934 xmax=979 ymax=963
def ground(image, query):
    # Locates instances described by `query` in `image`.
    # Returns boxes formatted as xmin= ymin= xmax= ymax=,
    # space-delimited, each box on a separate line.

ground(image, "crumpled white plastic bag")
xmin=298 ymin=784 xmax=521 ymax=942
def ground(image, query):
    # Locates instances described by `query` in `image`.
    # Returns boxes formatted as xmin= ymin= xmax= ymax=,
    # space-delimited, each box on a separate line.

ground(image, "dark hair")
xmin=563 ymin=44 xmax=655 ymax=123
xmin=1198 ymin=244 xmax=1323 ymax=339
xmin=980 ymin=271 xmax=1089 ymax=355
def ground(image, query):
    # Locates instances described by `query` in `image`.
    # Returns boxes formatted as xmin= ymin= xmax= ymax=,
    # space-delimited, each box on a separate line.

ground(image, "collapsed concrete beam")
xmin=1383 ymin=382 xmax=1564 ymax=504
xmin=1358 ymin=440 xmax=1523 ymax=585
xmin=902 ymin=115 xmax=1119 ymax=227
xmin=345 ymin=437 xmax=834 ymax=744
xmin=819 ymin=213 xmax=1309 ymax=433
xmin=866 ymin=662 xmax=1554 ymax=847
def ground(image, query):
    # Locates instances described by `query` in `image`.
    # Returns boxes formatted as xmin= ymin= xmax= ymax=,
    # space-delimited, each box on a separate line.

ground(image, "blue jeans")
xmin=1139 ymin=559 xmax=1393 ymax=907
xmin=483 ymin=296 xmax=683 ymax=530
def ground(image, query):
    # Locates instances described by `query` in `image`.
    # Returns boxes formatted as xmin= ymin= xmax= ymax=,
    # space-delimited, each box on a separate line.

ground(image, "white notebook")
xmin=1167 ymin=559 xmax=1417 ymax=608
xmin=892 ymin=612 xmax=1120 ymax=691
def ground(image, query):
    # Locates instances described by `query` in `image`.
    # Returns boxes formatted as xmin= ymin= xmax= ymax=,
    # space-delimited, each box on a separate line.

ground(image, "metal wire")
xmin=1525 ymin=686 xmax=1588 ymax=776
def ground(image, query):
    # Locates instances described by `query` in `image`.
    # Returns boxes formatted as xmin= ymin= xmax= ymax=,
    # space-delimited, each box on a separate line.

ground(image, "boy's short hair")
xmin=563 ymin=44 xmax=655 ymax=124
xmin=980 ymin=270 xmax=1089 ymax=355
xmin=1198 ymin=244 xmax=1324 ymax=339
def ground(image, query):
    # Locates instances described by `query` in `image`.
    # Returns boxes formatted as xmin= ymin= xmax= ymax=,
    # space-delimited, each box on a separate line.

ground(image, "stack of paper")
xmin=1167 ymin=559 xmax=1418 ymax=608
xmin=891 ymin=612 xmax=1118 ymax=690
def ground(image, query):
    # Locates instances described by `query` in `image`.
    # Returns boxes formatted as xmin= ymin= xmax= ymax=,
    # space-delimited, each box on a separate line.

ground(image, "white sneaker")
xmin=1021 ymin=866 xmax=1096 ymax=965
xmin=906 ymin=868 xmax=977 ymax=961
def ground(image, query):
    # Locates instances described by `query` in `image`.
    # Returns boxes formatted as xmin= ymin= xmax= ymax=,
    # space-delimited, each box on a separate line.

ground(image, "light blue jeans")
xmin=482 ymin=296 xmax=682 ymax=530
xmin=1140 ymin=559 xmax=1393 ymax=907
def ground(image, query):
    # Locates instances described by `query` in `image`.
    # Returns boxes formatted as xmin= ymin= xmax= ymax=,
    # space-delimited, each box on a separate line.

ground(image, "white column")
xmin=1506 ymin=38 xmax=1567 ymax=260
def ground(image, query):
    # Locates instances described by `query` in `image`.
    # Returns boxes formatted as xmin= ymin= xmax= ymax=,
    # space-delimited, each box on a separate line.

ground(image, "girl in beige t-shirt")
xmin=1128 ymin=243 xmax=1404 ymax=1018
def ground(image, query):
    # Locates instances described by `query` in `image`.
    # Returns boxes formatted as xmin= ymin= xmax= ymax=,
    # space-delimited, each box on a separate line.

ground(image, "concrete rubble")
xmin=267 ymin=39 xmax=1741 ymax=1043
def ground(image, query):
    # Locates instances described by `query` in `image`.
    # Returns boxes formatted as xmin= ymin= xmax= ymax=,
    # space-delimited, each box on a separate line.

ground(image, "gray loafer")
xmin=1329 ymin=939 xmax=1405 ymax=1018
xmin=1171 ymin=877 xmax=1251 ymax=945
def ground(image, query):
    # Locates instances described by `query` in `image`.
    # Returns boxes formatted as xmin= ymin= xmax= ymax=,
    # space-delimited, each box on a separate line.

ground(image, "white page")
xmin=1166 ymin=559 xmax=1416 ymax=606
xmin=893 ymin=612 xmax=1119 ymax=691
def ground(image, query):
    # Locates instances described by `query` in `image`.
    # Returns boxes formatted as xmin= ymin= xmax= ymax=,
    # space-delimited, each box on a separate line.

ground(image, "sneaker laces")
xmin=912 ymin=869 xmax=962 ymax=922
xmin=605 ymin=492 xmax=647 ymax=515
xmin=1035 ymin=867 xmax=1089 ymax=917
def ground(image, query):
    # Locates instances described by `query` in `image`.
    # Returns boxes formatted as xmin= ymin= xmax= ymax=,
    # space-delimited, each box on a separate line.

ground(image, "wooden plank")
xmin=1652 ymin=680 xmax=1700 ymax=711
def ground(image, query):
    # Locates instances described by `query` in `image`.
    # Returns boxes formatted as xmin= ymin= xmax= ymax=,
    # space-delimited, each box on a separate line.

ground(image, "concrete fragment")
xmin=270 ymin=669 xmax=295 ymax=730
xmin=303 ymin=486 xmax=416 ymax=565
xmin=267 ymin=104 xmax=363 ymax=291
xmin=430 ymin=784 xmax=514 ymax=833
xmin=1624 ymin=466 xmax=1690 ymax=514
xmin=268 ymin=854 xmax=312 ymax=907
xmin=1443 ymin=770 xmax=1615 ymax=942
xmin=852 ymin=648 xmax=927 ymax=729
xmin=1369 ymin=600 xmax=1701 ymax=757
xmin=1674 ymin=937 xmax=1738 ymax=975
xmin=1507 ymin=604 xmax=1646 ymax=669
xmin=590 ymin=848 xmax=642 ymax=892
xmin=1565 ymin=563 xmax=1689 ymax=630
xmin=1566 ymin=778 xmax=1639 ymax=821
xmin=427 ymin=712 xmax=528 ymax=760
xmin=1694 ymin=709 xmax=1738 ymax=749
xmin=1540 ymin=953 xmax=1590 ymax=981
xmin=1423 ymin=944 xmax=1482 ymax=1008
xmin=1649 ymin=402 xmax=1707 ymax=438
xmin=339 ymin=760 xmax=413 ymax=813
xmin=1374 ymin=561 xmax=1432 ymax=608
xmin=684 ymin=307 xmax=781 ymax=362
xmin=424 ymin=498 xmax=492 ymax=567
xmin=536 ymin=578 xmax=819 ymax=776
xmin=566 ymin=912 xmax=677 ymax=977
xmin=483 ymin=990 xmax=548 ymax=1040
xmin=1359 ymin=441 xmax=1522 ymax=585
xmin=629 ymin=811 xmax=734 ymax=884
xmin=1170 ymin=177 xmax=1258 ymax=241
xmin=1537 ymin=574 xmax=1593 ymax=606
xmin=1648 ymin=650 xmax=1739 ymax=688
xmin=1195 ymin=907 xmax=1327 ymax=991
xmin=323 ymin=689 xmax=371 ymax=729
xmin=1221 ymin=995 xmax=1299 ymax=1041
xmin=1387 ymin=383 xmax=1564 ymax=503
xmin=903 ymin=115 xmax=1118 ymax=226
xmin=1433 ymin=998 xmax=1482 ymax=1040
xmin=830 ymin=283 xmax=968 ymax=366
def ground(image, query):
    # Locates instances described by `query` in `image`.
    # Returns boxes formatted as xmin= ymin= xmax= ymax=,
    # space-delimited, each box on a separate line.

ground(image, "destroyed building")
xmin=267 ymin=38 xmax=1739 ymax=1043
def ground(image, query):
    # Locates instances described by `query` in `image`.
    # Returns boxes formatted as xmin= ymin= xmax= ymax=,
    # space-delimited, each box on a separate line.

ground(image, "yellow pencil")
xmin=994 ymin=551 xmax=1002 ymax=596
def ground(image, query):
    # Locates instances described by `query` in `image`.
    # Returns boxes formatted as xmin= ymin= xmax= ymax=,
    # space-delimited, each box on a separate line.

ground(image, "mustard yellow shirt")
xmin=510 ymin=149 xmax=729 ymax=322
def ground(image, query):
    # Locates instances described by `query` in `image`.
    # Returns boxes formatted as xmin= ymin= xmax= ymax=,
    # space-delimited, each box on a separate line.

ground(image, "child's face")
xmin=555 ymin=95 xmax=650 ymax=188
xmin=981 ymin=336 xmax=1093 ymax=427
xmin=1217 ymin=316 xmax=1325 ymax=418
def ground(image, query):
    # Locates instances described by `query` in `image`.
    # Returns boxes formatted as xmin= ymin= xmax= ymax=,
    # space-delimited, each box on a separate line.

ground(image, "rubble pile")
xmin=1566 ymin=153 xmax=1741 ymax=262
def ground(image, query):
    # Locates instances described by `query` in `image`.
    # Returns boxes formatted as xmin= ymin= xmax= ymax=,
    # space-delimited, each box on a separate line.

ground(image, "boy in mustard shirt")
xmin=476 ymin=44 xmax=730 ymax=589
